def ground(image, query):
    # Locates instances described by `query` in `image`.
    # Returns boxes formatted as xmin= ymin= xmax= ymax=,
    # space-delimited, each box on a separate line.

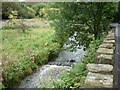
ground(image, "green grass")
xmin=1 ymin=27 xmax=61 ymax=88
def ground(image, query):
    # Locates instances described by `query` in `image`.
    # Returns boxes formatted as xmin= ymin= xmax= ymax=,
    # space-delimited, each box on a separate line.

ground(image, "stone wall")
xmin=84 ymin=28 xmax=115 ymax=88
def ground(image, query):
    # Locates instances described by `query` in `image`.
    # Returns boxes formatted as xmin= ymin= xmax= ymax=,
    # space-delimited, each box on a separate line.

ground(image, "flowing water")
xmin=15 ymin=33 xmax=87 ymax=88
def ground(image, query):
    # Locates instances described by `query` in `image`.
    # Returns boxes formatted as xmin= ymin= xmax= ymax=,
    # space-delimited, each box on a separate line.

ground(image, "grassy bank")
xmin=46 ymin=35 xmax=106 ymax=88
xmin=1 ymin=27 xmax=61 ymax=88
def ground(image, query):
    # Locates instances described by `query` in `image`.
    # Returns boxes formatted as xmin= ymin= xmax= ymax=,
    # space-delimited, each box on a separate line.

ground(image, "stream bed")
xmin=15 ymin=34 xmax=87 ymax=88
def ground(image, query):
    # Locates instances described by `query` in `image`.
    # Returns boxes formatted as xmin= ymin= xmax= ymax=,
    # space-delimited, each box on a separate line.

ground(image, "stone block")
xmin=107 ymin=33 xmax=114 ymax=38
xmin=105 ymin=36 xmax=115 ymax=40
xmin=97 ymin=48 xmax=114 ymax=55
xmin=86 ymin=64 xmax=113 ymax=74
xmin=84 ymin=72 xmax=113 ymax=88
xmin=99 ymin=44 xmax=114 ymax=49
xmin=97 ymin=54 xmax=113 ymax=65
xmin=106 ymin=32 xmax=115 ymax=40
xmin=103 ymin=40 xmax=115 ymax=44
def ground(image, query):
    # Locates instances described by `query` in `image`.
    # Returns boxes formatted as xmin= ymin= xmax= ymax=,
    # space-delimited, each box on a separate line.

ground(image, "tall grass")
xmin=1 ymin=27 xmax=61 ymax=88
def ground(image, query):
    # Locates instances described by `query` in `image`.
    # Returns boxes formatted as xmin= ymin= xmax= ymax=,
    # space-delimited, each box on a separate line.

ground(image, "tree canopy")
xmin=2 ymin=2 xmax=35 ymax=19
xmin=49 ymin=2 xmax=117 ymax=48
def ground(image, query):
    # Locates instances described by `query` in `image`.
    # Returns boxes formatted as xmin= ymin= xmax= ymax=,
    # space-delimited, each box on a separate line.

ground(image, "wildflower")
xmin=0 ymin=77 xmax=3 ymax=81
xmin=16 ymin=68 xmax=18 ymax=70
xmin=0 ymin=61 xmax=2 ymax=65
xmin=4 ymin=61 xmax=8 ymax=63
xmin=44 ymin=42 xmax=48 ymax=46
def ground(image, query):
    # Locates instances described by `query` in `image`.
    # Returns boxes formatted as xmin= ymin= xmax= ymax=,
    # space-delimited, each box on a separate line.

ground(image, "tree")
xmin=2 ymin=2 xmax=35 ymax=19
xmin=118 ymin=2 xmax=120 ymax=22
xmin=31 ymin=3 xmax=47 ymax=16
xmin=2 ymin=2 xmax=22 ymax=19
xmin=50 ymin=2 xmax=116 ymax=48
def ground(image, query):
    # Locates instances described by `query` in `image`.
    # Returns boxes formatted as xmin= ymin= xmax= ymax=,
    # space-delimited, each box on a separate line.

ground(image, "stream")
xmin=15 ymin=33 xmax=87 ymax=88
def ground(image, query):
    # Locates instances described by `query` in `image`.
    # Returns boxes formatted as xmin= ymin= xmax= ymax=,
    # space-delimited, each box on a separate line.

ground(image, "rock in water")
xmin=17 ymin=65 xmax=71 ymax=88
xmin=69 ymin=59 xmax=76 ymax=63
xmin=39 ymin=65 xmax=71 ymax=87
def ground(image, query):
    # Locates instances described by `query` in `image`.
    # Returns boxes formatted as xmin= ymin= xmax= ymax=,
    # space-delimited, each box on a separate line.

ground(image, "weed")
xmin=2 ymin=27 xmax=60 ymax=88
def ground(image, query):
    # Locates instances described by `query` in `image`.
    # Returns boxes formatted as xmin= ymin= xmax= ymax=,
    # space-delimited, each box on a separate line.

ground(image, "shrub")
xmin=26 ymin=7 xmax=36 ymax=19
xmin=32 ymin=3 xmax=47 ymax=16
xmin=2 ymin=28 xmax=61 ymax=88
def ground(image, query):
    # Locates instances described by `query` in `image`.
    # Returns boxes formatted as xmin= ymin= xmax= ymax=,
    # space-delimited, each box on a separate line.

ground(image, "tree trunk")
xmin=93 ymin=2 xmax=103 ymax=40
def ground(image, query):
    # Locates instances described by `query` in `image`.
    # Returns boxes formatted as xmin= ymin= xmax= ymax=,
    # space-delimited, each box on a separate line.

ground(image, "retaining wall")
xmin=84 ymin=28 xmax=115 ymax=88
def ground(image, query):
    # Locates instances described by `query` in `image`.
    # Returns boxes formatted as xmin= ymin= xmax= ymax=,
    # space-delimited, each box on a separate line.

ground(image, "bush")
xmin=2 ymin=28 xmax=61 ymax=88
xmin=25 ymin=7 xmax=36 ymax=19
xmin=32 ymin=3 xmax=47 ymax=16
xmin=2 ymin=2 xmax=36 ymax=19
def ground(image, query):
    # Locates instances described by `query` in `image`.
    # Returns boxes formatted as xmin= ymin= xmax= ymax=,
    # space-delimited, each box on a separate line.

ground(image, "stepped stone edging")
xmin=97 ymin=48 xmax=114 ymax=55
xmin=97 ymin=54 xmax=113 ymax=65
xmin=103 ymin=40 xmax=115 ymax=44
xmin=85 ymin=72 xmax=113 ymax=88
xmin=84 ymin=29 xmax=115 ymax=88
xmin=99 ymin=44 xmax=114 ymax=49
xmin=104 ymin=37 xmax=115 ymax=41
xmin=86 ymin=64 xmax=113 ymax=74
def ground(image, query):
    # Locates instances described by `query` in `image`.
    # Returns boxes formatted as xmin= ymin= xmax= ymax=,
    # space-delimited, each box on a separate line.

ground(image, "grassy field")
xmin=1 ymin=27 xmax=61 ymax=88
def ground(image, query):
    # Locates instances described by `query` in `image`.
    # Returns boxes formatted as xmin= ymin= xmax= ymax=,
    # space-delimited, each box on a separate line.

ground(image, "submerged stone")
xmin=68 ymin=59 xmax=76 ymax=63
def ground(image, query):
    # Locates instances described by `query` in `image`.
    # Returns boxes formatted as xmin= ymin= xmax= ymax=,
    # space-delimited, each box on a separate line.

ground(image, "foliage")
xmin=5 ymin=11 xmax=29 ymax=34
xmin=26 ymin=7 xmax=36 ymax=19
xmin=7 ymin=10 xmax=18 ymax=29
xmin=19 ymin=2 xmax=36 ymax=19
xmin=2 ymin=2 xmax=23 ymax=19
xmin=118 ymin=2 xmax=120 ymax=21
xmin=16 ymin=20 xmax=30 ymax=34
xmin=0 ymin=83 xmax=5 ymax=90
xmin=2 ymin=27 xmax=61 ymax=88
xmin=112 ymin=2 xmax=120 ymax=22
xmin=2 ymin=2 xmax=35 ymax=19
xmin=39 ymin=8 xmax=47 ymax=18
xmin=31 ymin=3 xmax=47 ymax=16
xmin=44 ymin=8 xmax=61 ymax=20
xmin=50 ymin=35 xmax=106 ymax=88
xmin=8 ymin=11 xmax=18 ymax=19
xmin=49 ymin=2 xmax=116 ymax=48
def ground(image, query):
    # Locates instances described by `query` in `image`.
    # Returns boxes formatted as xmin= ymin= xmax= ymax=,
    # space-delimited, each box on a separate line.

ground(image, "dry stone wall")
xmin=84 ymin=29 xmax=115 ymax=88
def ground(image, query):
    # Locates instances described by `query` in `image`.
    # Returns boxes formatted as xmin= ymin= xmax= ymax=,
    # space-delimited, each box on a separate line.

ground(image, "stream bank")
xmin=14 ymin=33 xmax=87 ymax=88
xmin=16 ymin=46 xmax=86 ymax=88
